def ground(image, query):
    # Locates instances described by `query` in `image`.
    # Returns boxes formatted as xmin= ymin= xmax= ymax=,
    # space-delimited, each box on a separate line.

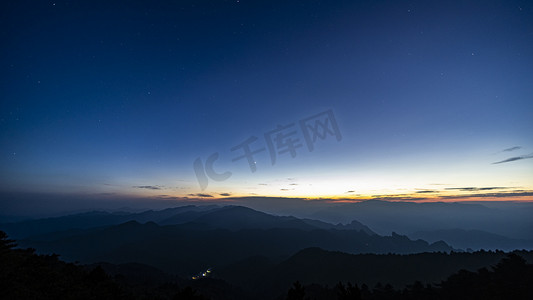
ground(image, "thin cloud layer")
xmin=492 ymin=153 xmax=533 ymax=164
xmin=440 ymin=191 xmax=533 ymax=199
xmin=188 ymin=193 xmax=214 ymax=198
xmin=445 ymin=187 xmax=508 ymax=191
xmin=502 ymin=146 xmax=522 ymax=152
xmin=133 ymin=185 xmax=163 ymax=190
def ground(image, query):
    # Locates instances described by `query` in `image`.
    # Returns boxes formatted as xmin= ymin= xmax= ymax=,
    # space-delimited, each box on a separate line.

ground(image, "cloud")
xmin=196 ymin=193 xmax=214 ymax=198
xmin=289 ymin=183 xmax=298 ymax=186
xmin=492 ymin=153 xmax=533 ymax=164
xmin=346 ymin=190 xmax=355 ymax=193
xmin=502 ymin=146 xmax=522 ymax=152
xmin=415 ymin=190 xmax=437 ymax=193
xmin=360 ymin=188 xmax=533 ymax=201
xmin=444 ymin=187 xmax=508 ymax=191
xmin=219 ymin=193 xmax=231 ymax=196
xmin=133 ymin=185 xmax=162 ymax=190
xmin=188 ymin=193 xmax=214 ymax=198
xmin=370 ymin=195 xmax=429 ymax=202
xmin=440 ymin=191 xmax=533 ymax=199
xmin=280 ymin=189 xmax=289 ymax=191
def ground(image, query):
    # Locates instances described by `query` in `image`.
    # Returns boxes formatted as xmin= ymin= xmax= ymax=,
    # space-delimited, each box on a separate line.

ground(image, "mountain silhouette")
xmin=409 ymin=229 xmax=533 ymax=251
xmin=219 ymin=247 xmax=533 ymax=299
xmin=309 ymin=200 xmax=533 ymax=240
xmin=1 ymin=205 xmax=374 ymax=240
xmin=11 ymin=206 xmax=453 ymax=276
xmin=0 ymin=205 xmax=221 ymax=239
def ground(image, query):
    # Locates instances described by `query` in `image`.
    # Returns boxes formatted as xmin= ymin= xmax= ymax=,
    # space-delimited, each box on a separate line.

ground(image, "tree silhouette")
xmin=87 ymin=265 xmax=109 ymax=283
xmin=336 ymin=282 xmax=362 ymax=300
xmin=173 ymin=286 xmax=209 ymax=300
xmin=0 ymin=230 xmax=16 ymax=252
xmin=287 ymin=281 xmax=306 ymax=300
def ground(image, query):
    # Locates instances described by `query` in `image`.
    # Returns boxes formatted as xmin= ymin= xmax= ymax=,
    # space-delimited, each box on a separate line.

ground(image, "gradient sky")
xmin=1 ymin=0 xmax=532 ymax=212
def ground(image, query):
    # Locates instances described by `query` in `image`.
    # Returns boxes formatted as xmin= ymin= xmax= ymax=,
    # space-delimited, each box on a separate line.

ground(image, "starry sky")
xmin=1 ymin=0 xmax=533 ymax=214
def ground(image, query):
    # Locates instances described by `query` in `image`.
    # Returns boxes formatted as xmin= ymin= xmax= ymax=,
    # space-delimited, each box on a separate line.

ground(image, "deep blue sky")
xmin=1 ymin=0 xmax=532 ymax=214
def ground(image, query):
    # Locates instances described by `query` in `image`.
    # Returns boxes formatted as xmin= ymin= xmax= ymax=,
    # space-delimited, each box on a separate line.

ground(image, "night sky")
xmin=1 ymin=0 xmax=532 ymax=214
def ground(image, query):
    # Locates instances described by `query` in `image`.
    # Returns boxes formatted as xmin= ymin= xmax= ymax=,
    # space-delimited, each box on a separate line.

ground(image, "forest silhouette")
xmin=2 ymin=230 xmax=533 ymax=299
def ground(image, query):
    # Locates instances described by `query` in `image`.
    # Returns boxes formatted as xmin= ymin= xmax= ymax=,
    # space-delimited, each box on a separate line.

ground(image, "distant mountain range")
xmin=409 ymin=229 xmax=533 ymax=251
xmin=0 ymin=205 xmax=219 ymax=239
xmin=1 ymin=205 xmax=373 ymax=239
xmin=3 ymin=204 xmax=533 ymax=299
xmin=302 ymin=199 xmax=533 ymax=240
xmin=1 ymin=205 xmax=452 ymax=276
xmin=4 ymin=198 xmax=532 ymax=250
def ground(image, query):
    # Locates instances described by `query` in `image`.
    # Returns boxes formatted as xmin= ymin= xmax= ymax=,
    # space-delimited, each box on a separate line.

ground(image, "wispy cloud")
xmin=219 ymin=193 xmax=231 ymax=196
xmin=445 ymin=187 xmax=508 ymax=191
xmin=370 ymin=195 xmax=428 ymax=202
xmin=440 ymin=191 xmax=533 ymax=199
xmin=492 ymin=153 xmax=533 ymax=164
xmin=133 ymin=185 xmax=163 ymax=190
xmin=362 ymin=187 xmax=531 ymax=202
xmin=188 ymin=193 xmax=214 ymax=198
xmin=502 ymin=146 xmax=522 ymax=152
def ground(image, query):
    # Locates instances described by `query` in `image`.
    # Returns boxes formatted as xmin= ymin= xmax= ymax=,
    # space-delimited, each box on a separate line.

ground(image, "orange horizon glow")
xmin=146 ymin=191 xmax=533 ymax=204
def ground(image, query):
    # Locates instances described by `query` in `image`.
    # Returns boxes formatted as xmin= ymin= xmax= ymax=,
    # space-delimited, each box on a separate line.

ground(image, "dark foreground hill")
xmin=280 ymin=252 xmax=533 ymax=300
xmin=0 ymin=231 xmax=245 ymax=300
xmin=3 ymin=230 xmax=533 ymax=300
xmin=222 ymin=247 xmax=533 ymax=299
